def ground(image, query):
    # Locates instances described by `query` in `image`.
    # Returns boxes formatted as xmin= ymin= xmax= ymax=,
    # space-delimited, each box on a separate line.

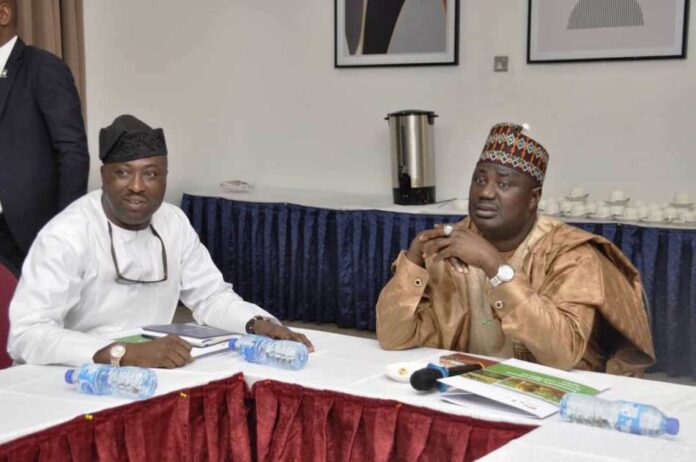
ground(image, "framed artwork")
xmin=528 ymin=0 xmax=690 ymax=63
xmin=335 ymin=0 xmax=459 ymax=68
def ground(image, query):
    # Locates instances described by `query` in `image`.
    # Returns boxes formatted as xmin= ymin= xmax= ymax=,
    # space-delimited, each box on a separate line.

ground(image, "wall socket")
xmin=494 ymin=56 xmax=509 ymax=72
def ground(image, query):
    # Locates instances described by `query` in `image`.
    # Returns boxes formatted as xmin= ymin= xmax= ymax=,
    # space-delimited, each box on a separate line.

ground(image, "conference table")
xmin=0 ymin=329 xmax=694 ymax=461
xmin=181 ymin=187 xmax=696 ymax=378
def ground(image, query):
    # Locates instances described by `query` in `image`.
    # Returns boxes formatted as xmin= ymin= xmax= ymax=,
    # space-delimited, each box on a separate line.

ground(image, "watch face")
xmin=499 ymin=265 xmax=515 ymax=281
xmin=111 ymin=344 xmax=126 ymax=358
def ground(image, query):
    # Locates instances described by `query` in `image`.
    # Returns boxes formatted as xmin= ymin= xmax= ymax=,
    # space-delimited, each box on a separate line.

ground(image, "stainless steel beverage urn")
xmin=386 ymin=110 xmax=437 ymax=205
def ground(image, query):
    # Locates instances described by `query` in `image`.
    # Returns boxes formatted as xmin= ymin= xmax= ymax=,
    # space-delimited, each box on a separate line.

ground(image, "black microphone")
xmin=410 ymin=362 xmax=483 ymax=391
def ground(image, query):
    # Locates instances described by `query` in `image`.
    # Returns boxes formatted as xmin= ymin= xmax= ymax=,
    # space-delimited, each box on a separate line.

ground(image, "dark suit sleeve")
xmin=36 ymin=57 xmax=89 ymax=210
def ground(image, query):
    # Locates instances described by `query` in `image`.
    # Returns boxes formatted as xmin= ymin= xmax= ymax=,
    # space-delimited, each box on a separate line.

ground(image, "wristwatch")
xmin=489 ymin=264 xmax=515 ymax=288
xmin=109 ymin=343 xmax=126 ymax=367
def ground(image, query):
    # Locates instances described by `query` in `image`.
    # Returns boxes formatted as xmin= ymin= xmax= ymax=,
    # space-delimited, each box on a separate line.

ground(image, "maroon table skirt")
xmin=0 ymin=375 xmax=535 ymax=461
xmin=253 ymin=380 xmax=534 ymax=462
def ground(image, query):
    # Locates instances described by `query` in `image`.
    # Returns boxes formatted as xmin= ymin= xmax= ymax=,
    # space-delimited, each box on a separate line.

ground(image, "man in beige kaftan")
xmin=376 ymin=123 xmax=655 ymax=376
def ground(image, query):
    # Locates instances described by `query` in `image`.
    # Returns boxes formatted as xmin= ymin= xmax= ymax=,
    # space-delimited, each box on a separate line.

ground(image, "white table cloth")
xmin=0 ymin=329 xmax=694 ymax=461
xmin=189 ymin=186 xmax=696 ymax=229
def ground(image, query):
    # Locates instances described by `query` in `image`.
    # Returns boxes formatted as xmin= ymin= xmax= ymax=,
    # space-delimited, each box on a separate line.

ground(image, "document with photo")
xmin=439 ymin=358 xmax=610 ymax=419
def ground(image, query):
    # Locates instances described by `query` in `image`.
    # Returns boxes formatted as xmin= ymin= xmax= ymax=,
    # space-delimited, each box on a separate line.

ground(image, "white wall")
xmin=84 ymin=0 xmax=696 ymax=205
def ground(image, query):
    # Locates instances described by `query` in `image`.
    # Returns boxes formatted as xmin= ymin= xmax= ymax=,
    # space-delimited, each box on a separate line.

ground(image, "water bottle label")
xmin=237 ymin=334 xmax=262 ymax=363
xmin=233 ymin=334 xmax=308 ymax=370
xmin=77 ymin=364 xmax=104 ymax=395
xmin=616 ymin=403 xmax=643 ymax=434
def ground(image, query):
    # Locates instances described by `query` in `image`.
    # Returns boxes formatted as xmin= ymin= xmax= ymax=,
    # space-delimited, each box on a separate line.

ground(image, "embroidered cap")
xmin=478 ymin=122 xmax=549 ymax=185
xmin=99 ymin=115 xmax=167 ymax=164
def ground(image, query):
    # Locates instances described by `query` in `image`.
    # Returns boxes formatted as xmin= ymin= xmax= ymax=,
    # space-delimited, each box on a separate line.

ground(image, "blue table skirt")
xmin=181 ymin=194 xmax=696 ymax=377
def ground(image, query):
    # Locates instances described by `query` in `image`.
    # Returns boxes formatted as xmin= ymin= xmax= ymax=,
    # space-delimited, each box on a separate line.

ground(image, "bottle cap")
xmin=228 ymin=338 xmax=237 ymax=350
xmin=64 ymin=369 xmax=75 ymax=384
xmin=665 ymin=417 xmax=679 ymax=435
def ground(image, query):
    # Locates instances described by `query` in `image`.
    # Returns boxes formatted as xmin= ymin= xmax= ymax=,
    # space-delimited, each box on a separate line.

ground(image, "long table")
xmin=181 ymin=189 xmax=696 ymax=378
xmin=1 ymin=329 xmax=694 ymax=461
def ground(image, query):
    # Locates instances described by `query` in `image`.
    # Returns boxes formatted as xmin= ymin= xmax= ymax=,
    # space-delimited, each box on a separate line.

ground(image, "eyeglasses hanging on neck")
xmin=108 ymin=222 xmax=168 ymax=284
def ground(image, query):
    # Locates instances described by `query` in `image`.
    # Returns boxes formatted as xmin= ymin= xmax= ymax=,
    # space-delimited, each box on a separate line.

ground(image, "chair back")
xmin=0 ymin=256 xmax=19 ymax=369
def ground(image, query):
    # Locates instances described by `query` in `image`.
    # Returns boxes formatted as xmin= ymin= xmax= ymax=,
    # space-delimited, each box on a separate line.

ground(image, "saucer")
xmin=220 ymin=180 xmax=253 ymax=192
xmin=606 ymin=198 xmax=630 ymax=205
xmin=669 ymin=202 xmax=694 ymax=209
xmin=384 ymin=361 xmax=425 ymax=383
xmin=564 ymin=194 xmax=589 ymax=202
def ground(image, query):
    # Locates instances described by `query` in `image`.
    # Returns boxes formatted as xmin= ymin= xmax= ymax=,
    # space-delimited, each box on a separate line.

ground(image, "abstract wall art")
xmin=528 ymin=0 xmax=689 ymax=63
xmin=335 ymin=0 xmax=459 ymax=67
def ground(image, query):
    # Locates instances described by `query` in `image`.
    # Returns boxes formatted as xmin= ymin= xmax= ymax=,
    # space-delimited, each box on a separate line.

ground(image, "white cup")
xmin=647 ymin=209 xmax=664 ymax=223
xmin=673 ymin=192 xmax=692 ymax=205
xmin=585 ymin=201 xmax=598 ymax=214
xmin=675 ymin=209 xmax=689 ymax=223
xmin=609 ymin=189 xmax=628 ymax=203
xmin=685 ymin=210 xmax=696 ymax=223
xmin=648 ymin=202 xmax=662 ymax=212
xmin=594 ymin=205 xmax=611 ymax=219
xmin=638 ymin=206 xmax=650 ymax=219
xmin=569 ymin=187 xmax=587 ymax=200
xmin=452 ymin=199 xmax=468 ymax=211
xmin=561 ymin=201 xmax=574 ymax=215
xmin=664 ymin=207 xmax=678 ymax=222
xmin=545 ymin=201 xmax=560 ymax=215
xmin=570 ymin=203 xmax=587 ymax=217
xmin=621 ymin=206 xmax=639 ymax=221
xmin=610 ymin=205 xmax=625 ymax=217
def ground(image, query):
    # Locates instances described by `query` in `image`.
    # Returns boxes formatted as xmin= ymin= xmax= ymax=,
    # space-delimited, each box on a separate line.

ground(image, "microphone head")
xmin=410 ymin=367 xmax=442 ymax=391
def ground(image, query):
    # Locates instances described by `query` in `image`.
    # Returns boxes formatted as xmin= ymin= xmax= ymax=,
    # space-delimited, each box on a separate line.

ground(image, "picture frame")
xmin=528 ymin=0 xmax=690 ymax=63
xmin=335 ymin=0 xmax=459 ymax=68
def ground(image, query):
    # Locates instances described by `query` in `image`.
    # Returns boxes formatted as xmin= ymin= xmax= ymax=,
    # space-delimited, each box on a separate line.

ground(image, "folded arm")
xmin=8 ymin=232 xmax=109 ymax=366
xmin=177 ymin=215 xmax=313 ymax=350
xmin=488 ymin=245 xmax=601 ymax=370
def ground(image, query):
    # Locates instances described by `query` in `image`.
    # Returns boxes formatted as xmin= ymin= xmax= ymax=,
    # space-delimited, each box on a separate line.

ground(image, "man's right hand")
xmin=93 ymin=335 xmax=193 ymax=369
xmin=406 ymin=224 xmax=469 ymax=273
xmin=406 ymin=225 xmax=453 ymax=267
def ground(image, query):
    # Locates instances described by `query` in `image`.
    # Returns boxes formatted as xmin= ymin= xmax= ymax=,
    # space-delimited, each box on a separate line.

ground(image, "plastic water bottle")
xmin=229 ymin=334 xmax=308 ymax=370
xmin=65 ymin=364 xmax=158 ymax=400
xmin=559 ymin=393 xmax=679 ymax=437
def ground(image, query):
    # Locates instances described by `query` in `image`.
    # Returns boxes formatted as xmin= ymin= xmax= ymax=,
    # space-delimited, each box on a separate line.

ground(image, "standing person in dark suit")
xmin=0 ymin=0 xmax=89 ymax=272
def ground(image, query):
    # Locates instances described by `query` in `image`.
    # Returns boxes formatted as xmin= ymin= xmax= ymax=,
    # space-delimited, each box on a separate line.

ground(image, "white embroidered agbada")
xmin=8 ymin=190 xmax=274 ymax=366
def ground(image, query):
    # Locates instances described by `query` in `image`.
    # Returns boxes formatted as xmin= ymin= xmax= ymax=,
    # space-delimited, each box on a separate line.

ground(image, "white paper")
xmin=439 ymin=358 xmax=611 ymax=419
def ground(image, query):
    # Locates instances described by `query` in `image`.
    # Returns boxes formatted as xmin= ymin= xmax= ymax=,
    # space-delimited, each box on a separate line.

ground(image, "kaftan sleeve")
xmin=176 ymin=213 xmax=275 ymax=334
xmin=487 ymin=244 xmax=600 ymax=370
xmin=376 ymin=251 xmax=441 ymax=350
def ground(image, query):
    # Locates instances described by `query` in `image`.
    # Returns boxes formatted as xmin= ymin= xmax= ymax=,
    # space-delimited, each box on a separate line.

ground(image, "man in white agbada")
xmin=8 ymin=114 xmax=313 ymax=367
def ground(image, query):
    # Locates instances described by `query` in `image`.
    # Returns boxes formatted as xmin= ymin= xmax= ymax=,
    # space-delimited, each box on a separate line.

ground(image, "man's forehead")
xmin=474 ymin=162 xmax=525 ymax=178
xmin=107 ymin=156 xmax=167 ymax=168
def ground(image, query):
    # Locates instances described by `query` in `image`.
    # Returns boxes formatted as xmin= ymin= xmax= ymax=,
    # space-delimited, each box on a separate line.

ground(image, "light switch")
xmin=494 ymin=56 xmax=509 ymax=72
